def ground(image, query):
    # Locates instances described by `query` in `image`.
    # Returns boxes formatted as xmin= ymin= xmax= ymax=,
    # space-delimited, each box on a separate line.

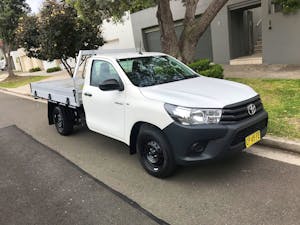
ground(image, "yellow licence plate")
xmin=245 ymin=130 xmax=261 ymax=148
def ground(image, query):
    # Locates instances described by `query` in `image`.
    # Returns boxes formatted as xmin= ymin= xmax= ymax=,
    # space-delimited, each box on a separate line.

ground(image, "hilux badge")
xmin=247 ymin=104 xmax=256 ymax=116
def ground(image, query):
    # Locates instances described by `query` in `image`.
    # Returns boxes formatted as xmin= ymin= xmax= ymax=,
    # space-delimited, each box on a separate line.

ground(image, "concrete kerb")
xmin=0 ymin=88 xmax=46 ymax=104
xmin=1 ymin=87 xmax=300 ymax=155
xmin=258 ymin=135 xmax=300 ymax=154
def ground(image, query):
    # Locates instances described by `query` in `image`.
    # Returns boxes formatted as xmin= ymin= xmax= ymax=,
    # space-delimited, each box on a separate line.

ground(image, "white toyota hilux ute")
xmin=31 ymin=49 xmax=268 ymax=178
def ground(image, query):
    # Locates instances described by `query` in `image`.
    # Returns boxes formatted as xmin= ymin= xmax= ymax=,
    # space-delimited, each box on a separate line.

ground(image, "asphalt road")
xmin=0 ymin=126 xmax=162 ymax=225
xmin=0 ymin=92 xmax=300 ymax=225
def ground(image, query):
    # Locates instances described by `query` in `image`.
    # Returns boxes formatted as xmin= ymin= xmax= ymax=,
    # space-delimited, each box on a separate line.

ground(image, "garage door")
xmin=143 ymin=24 xmax=213 ymax=61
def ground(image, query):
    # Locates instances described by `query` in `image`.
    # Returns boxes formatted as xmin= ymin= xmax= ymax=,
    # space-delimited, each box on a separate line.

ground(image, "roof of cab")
xmin=92 ymin=52 xmax=166 ymax=60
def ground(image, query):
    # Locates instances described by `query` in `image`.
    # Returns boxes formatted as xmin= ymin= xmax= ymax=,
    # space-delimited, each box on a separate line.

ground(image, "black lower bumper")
xmin=163 ymin=110 xmax=268 ymax=165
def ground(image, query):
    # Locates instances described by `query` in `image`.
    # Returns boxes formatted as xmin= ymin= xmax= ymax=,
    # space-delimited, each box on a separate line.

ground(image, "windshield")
xmin=118 ymin=56 xmax=198 ymax=87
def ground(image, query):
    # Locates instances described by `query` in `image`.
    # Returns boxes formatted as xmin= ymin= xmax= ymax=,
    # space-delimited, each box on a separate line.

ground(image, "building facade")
xmin=10 ymin=48 xmax=61 ymax=72
xmin=101 ymin=12 xmax=136 ymax=50
xmin=129 ymin=0 xmax=300 ymax=65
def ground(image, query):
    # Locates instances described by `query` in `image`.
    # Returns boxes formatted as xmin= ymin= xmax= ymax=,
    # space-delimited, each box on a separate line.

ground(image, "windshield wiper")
xmin=182 ymin=74 xmax=199 ymax=80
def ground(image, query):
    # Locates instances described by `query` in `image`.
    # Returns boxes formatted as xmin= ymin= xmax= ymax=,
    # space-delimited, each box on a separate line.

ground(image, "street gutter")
xmin=258 ymin=136 xmax=300 ymax=154
xmin=0 ymin=87 xmax=46 ymax=104
xmin=1 ymin=87 xmax=300 ymax=155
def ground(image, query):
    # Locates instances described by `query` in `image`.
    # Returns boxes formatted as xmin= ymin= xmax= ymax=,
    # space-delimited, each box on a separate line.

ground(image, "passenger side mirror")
xmin=99 ymin=79 xmax=124 ymax=91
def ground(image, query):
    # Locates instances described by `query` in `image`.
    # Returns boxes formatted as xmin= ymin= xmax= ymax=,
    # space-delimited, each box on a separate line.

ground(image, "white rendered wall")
xmin=100 ymin=12 xmax=136 ymax=50
xmin=43 ymin=60 xmax=60 ymax=71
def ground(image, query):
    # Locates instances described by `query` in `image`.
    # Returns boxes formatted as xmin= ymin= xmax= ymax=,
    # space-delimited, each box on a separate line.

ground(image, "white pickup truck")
xmin=31 ymin=49 xmax=268 ymax=178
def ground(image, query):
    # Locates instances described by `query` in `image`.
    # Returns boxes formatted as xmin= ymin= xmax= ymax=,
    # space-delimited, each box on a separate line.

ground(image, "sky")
xmin=26 ymin=0 xmax=44 ymax=13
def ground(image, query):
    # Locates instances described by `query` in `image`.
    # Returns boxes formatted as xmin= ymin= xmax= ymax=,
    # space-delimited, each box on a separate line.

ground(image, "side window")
xmin=90 ymin=60 xmax=120 ymax=87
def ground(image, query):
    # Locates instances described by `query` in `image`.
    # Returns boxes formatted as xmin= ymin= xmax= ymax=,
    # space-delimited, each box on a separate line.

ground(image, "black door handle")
xmin=84 ymin=92 xmax=92 ymax=97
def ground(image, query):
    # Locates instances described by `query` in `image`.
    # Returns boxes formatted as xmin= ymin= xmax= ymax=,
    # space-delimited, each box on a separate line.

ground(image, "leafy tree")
xmin=273 ymin=0 xmax=300 ymax=13
xmin=17 ymin=0 xmax=103 ymax=76
xmin=66 ymin=0 xmax=156 ymax=24
xmin=0 ymin=0 xmax=29 ymax=78
xmin=69 ymin=0 xmax=229 ymax=64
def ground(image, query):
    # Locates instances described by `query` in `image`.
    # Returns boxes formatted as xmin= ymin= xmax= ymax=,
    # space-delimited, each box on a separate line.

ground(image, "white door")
xmin=83 ymin=59 xmax=125 ymax=140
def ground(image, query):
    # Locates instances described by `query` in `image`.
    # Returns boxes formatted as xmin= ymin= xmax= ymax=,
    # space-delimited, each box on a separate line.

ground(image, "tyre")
xmin=52 ymin=106 xmax=74 ymax=136
xmin=136 ymin=124 xmax=176 ymax=178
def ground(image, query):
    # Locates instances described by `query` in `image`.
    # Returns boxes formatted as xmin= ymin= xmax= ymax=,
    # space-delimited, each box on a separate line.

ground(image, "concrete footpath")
xmin=223 ymin=64 xmax=300 ymax=79
xmin=0 ymin=125 xmax=165 ymax=225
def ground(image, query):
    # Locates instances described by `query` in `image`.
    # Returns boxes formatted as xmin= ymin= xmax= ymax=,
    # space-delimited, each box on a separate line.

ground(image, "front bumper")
xmin=163 ymin=110 xmax=268 ymax=165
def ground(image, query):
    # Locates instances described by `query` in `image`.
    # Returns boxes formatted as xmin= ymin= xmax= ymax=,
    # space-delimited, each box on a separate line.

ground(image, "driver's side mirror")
xmin=99 ymin=79 xmax=124 ymax=91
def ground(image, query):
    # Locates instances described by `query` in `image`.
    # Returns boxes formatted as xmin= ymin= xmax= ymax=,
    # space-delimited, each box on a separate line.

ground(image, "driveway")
xmin=0 ymin=92 xmax=300 ymax=225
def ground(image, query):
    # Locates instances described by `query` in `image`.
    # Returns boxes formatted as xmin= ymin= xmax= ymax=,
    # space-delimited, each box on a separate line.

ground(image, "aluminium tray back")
xmin=31 ymin=78 xmax=83 ymax=107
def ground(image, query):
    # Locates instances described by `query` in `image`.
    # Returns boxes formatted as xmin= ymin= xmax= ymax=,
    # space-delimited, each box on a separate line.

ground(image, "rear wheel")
xmin=52 ymin=106 xmax=74 ymax=136
xmin=137 ymin=124 xmax=176 ymax=178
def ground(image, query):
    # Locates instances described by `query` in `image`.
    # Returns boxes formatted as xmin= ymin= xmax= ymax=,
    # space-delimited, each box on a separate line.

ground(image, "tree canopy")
xmin=17 ymin=0 xmax=103 ymax=76
xmin=273 ymin=0 xmax=300 ymax=13
xmin=66 ymin=0 xmax=156 ymax=24
xmin=0 ymin=0 xmax=29 ymax=77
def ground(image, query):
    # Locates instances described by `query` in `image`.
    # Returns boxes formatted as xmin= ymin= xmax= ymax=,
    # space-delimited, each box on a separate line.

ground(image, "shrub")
xmin=188 ymin=59 xmax=224 ymax=79
xmin=273 ymin=0 xmax=300 ymax=13
xmin=29 ymin=67 xmax=41 ymax=72
xmin=46 ymin=66 xmax=62 ymax=73
xmin=200 ymin=64 xmax=224 ymax=79
xmin=188 ymin=58 xmax=210 ymax=72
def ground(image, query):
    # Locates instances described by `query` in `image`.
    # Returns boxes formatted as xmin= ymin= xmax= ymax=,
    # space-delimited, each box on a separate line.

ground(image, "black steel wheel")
xmin=137 ymin=124 xmax=176 ymax=178
xmin=52 ymin=106 xmax=73 ymax=136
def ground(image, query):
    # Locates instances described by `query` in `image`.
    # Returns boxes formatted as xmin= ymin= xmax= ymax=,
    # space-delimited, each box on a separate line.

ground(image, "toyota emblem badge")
xmin=247 ymin=104 xmax=256 ymax=116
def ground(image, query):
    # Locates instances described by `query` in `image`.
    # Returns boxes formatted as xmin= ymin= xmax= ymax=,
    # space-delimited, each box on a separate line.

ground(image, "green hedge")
xmin=188 ymin=58 xmax=210 ymax=72
xmin=29 ymin=67 xmax=41 ymax=72
xmin=273 ymin=0 xmax=300 ymax=13
xmin=188 ymin=59 xmax=224 ymax=79
xmin=46 ymin=66 xmax=62 ymax=73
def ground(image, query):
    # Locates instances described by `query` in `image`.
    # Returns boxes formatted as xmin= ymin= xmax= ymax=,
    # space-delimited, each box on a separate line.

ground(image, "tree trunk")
xmin=180 ymin=0 xmax=229 ymax=63
xmin=156 ymin=0 xmax=181 ymax=59
xmin=2 ymin=44 xmax=15 ymax=78
xmin=156 ymin=0 xmax=229 ymax=64
xmin=178 ymin=0 xmax=200 ymax=64
xmin=61 ymin=58 xmax=73 ymax=77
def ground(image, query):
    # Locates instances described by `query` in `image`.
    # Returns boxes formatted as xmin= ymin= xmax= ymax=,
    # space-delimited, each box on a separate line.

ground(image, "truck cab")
xmin=31 ymin=50 xmax=268 ymax=178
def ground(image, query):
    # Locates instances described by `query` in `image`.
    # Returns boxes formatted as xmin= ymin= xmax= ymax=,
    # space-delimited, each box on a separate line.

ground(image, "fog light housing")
xmin=189 ymin=141 xmax=207 ymax=154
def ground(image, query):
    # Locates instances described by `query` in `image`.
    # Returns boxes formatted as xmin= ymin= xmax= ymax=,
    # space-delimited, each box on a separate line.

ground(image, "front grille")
xmin=231 ymin=119 xmax=268 ymax=146
xmin=221 ymin=96 xmax=263 ymax=124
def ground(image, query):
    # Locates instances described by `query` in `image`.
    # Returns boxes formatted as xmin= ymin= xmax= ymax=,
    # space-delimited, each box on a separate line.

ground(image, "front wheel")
xmin=52 ymin=106 xmax=74 ymax=136
xmin=137 ymin=124 xmax=176 ymax=178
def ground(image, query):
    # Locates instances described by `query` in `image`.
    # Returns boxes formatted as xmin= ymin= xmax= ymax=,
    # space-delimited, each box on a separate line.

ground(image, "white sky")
xmin=26 ymin=0 xmax=44 ymax=13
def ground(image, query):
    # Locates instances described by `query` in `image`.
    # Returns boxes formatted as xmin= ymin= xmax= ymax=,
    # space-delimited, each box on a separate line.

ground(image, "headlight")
xmin=164 ymin=104 xmax=222 ymax=125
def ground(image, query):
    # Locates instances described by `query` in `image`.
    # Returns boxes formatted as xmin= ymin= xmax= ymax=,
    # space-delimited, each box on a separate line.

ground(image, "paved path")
xmin=223 ymin=64 xmax=300 ymax=79
xmin=0 ymin=92 xmax=300 ymax=225
xmin=0 ymin=126 xmax=162 ymax=225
